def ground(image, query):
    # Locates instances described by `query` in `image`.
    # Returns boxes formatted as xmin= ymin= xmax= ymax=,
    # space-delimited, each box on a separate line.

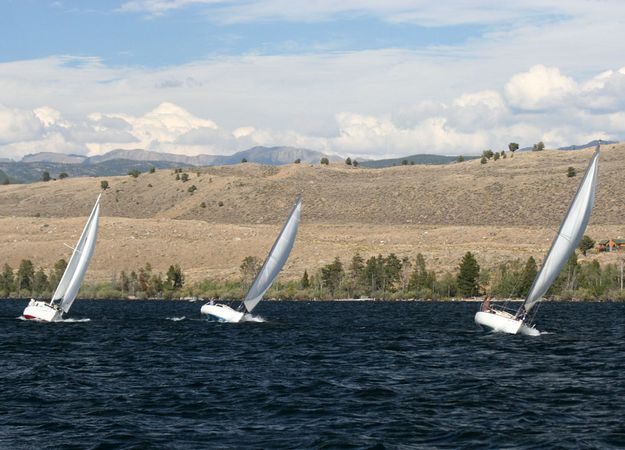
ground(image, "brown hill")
xmin=0 ymin=144 xmax=623 ymax=284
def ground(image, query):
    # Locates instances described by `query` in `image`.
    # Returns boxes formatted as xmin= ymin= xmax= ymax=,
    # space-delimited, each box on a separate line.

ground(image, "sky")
xmin=1 ymin=0 xmax=625 ymax=160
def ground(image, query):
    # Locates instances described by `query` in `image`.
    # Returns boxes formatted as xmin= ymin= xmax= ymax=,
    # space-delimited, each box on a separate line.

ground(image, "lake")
xmin=2 ymin=299 xmax=625 ymax=448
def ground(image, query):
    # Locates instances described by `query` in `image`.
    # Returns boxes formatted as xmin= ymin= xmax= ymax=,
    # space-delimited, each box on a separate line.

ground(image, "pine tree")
xmin=519 ymin=256 xmax=537 ymax=297
xmin=457 ymin=252 xmax=480 ymax=297
xmin=301 ymin=270 xmax=310 ymax=289
xmin=0 ymin=263 xmax=14 ymax=296
xmin=16 ymin=259 xmax=35 ymax=293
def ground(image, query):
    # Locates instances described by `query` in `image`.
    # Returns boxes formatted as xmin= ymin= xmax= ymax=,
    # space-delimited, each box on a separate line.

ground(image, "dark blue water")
xmin=2 ymin=300 xmax=625 ymax=449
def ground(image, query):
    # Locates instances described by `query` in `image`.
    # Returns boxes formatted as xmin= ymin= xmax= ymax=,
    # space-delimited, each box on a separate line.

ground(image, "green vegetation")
xmin=180 ymin=173 xmax=189 ymax=182
xmin=100 ymin=180 xmax=109 ymax=190
xmin=320 ymin=157 xmax=330 ymax=165
xmin=345 ymin=157 xmax=352 ymax=166
xmin=128 ymin=169 xmax=141 ymax=178
xmin=508 ymin=142 xmax=519 ymax=155
xmin=567 ymin=166 xmax=577 ymax=177
xmin=532 ymin=141 xmax=545 ymax=152
xmin=59 ymin=172 xmax=68 ymax=179
xmin=579 ymin=235 xmax=595 ymax=256
xmin=294 ymin=158 xmax=301 ymax=164
xmin=149 ymin=167 xmax=156 ymax=174
xmin=41 ymin=171 xmax=51 ymax=182
xmin=2 ymin=246 xmax=624 ymax=301
xmin=187 ymin=185 xmax=197 ymax=193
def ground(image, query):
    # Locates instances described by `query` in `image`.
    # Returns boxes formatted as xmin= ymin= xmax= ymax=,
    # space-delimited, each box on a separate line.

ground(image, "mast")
xmin=51 ymin=195 xmax=101 ymax=312
xmin=242 ymin=196 xmax=302 ymax=314
xmin=517 ymin=147 xmax=600 ymax=317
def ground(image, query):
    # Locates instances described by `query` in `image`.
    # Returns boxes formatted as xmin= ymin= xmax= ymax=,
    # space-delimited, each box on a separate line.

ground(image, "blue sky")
xmin=1 ymin=1 xmax=625 ymax=159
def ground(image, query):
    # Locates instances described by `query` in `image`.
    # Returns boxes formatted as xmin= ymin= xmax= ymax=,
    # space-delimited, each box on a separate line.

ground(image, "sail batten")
xmin=519 ymin=149 xmax=600 ymax=315
xmin=51 ymin=195 xmax=101 ymax=313
xmin=243 ymin=197 xmax=302 ymax=313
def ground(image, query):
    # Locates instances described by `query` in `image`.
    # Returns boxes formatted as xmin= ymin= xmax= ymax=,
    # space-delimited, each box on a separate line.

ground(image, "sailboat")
xmin=475 ymin=147 xmax=600 ymax=335
xmin=201 ymin=196 xmax=302 ymax=323
xmin=22 ymin=195 xmax=101 ymax=322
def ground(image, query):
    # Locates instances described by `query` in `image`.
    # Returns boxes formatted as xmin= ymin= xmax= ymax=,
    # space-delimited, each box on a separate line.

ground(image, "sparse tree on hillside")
xmin=100 ymin=180 xmax=109 ymax=190
xmin=480 ymin=156 xmax=487 ymax=164
xmin=128 ymin=169 xmax=140 ymax=178
xmin=494 ymin=152 xmax=500 ymax=161
xmin=240 ymin=256 xmax=261 ymax=289
xmin=149 ymin=167 xmax=156 ymax=173
xmin=508 ymin=142 xmax=519 ymax=155
xmin=353 ymin=160 xmax=359 ymax=167
xmin=456 ymin=155 xmax=465 ymax=162
xmin=320 ymin=157 xmax=330 ymax=165
xmin=482 ymin=149 xmax=494 ymax=159
xmin=42 ymin=171 xmax=51 ymax=182
xmin=180 ymin=173 xmax=189 ymax=182
xmin=579 ymin=235 xmax=595 ymax=256
xmin=241 ymin=158 xmax=248 ymax=163
xmin=402 ymin=159 xmax=408 ymax=165
xmin=345 ymin=157 xmax=352 ymax=166
xmin=187 ymin=185 xmax=197 ymax=193
xmin=294 ymin=158 xmax=301 ymax=164
xmin=532 ymin=141 xmax=545 ymax=152
xmin=567 ymin=166 xmax=577 ymax=177
xmin=59 ymin=172 xmax=68 ymax=179
xmin=301 ymin=270 xmax=310 ymax=289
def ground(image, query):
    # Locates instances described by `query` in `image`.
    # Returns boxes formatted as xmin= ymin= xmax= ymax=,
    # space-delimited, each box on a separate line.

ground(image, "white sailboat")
xmin=475 ymin=147 xmax=600 ymax=335
xmin=22 ymin=195 xmax=101 ymax=322
xmin=201 ymin=196 xmax=302 ymax=323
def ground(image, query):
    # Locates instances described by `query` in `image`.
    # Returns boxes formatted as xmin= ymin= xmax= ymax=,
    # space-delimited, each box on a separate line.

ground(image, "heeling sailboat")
xmin=475 ymin=147 xmax=600 ymax=336
xmin=201 ymin=196 xmax=302 ymax=323
xmin=22 ymin=195 xmax=101 ymax=322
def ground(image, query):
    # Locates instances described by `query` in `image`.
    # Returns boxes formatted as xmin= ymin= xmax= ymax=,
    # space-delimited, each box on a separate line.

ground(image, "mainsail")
xmin=243 ymin=196 xmax=302 ymax=313
xmin=518 ymin=149 xmax=600 ymax=316
xmin=51 ymin=195 xmax=101 ymax=313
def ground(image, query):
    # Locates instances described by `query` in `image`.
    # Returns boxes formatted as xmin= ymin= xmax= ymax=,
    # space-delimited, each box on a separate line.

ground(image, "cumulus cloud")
xmin=505 ymin=65 xmax=578 ymax=110
xmin=1 ymin=61 xmax=625 ymax=160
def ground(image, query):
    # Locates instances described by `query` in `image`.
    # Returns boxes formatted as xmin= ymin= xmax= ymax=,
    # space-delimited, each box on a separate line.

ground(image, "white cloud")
xmin=504 ymin=65 xmax=577 ymax=110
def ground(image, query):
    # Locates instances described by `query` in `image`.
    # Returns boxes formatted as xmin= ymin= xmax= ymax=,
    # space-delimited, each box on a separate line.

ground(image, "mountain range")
xmin=0 ymin=140 xmax=618 ymax=183
xmin=1 ymin=146 xmax=340 ymax=183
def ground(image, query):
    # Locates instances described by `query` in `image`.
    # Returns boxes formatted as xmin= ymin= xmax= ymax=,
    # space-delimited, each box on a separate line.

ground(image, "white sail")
xmin=243 ymin=197 xmax=302 ymax=313
xmin=519 ymin=149 xmax=600 ymax=315
xmin=51 ymin=195 xmax=101 ymax=313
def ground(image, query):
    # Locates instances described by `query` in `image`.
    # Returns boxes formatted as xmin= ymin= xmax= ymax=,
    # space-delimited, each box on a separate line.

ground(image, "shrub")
xmin=188 ymin=185 xmax=197 ymax=193
xmin=320 ymin=157 xmax=329 ymax=165
xmin=100 ymin=180 xmax=109 ymax=190
xmin=181 ymin=173 xmax=189 ymax=182
xmin=294 ymin=158 xmax=301 ymax=164
xmin=128 ymin=169 xmax=140 ymax=178
xmin=200 ymin=202 xmax=206 ymax=208
xmin=218 ymin=201 xmax=224 ymax=207
xmin=59 ymin=172 xmax=69 ymax=179
xmin=42 ymin=171 xmax=51 ymax=182
xmin=567 ymin=166 xmax=576 ymax=177
xmin=149 ymin=167 xmax=156 ymax=174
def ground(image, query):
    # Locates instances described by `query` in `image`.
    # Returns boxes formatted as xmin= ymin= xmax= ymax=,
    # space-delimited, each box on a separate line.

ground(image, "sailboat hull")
xmin=200 ymin=303 xmax=245 ymax=323
xmin=475 ymin=310 xmax=534 ymax=335
xmin=22 ymin=300 xmax=63 ymax=322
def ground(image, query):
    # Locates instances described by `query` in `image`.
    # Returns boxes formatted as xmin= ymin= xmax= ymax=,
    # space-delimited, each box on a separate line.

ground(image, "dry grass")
xmin=0 ymin=145 xmax=623 ymax=283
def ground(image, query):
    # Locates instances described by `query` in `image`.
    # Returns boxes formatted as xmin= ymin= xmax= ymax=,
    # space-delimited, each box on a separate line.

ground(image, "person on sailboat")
xmin=480 ymin=296 xmax=492 ymax=312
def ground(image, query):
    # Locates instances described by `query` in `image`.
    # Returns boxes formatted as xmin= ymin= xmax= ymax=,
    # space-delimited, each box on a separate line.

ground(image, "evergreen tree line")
xmin=2 ymin=251 xmax=624 ymax=301
xmin=0 ymin=260 xmax=185 ymax=300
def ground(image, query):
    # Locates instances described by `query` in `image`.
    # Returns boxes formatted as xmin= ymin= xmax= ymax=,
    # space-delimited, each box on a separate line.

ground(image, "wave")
xmin=166 ymin=316 xmax=186 ymax=322
xmin=242 ymin=314 xmax=266 ymax=323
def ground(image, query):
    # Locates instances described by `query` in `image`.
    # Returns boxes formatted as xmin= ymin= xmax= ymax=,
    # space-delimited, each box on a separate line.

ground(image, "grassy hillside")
xmin=0 ymin=144 xmax=622 ymax=283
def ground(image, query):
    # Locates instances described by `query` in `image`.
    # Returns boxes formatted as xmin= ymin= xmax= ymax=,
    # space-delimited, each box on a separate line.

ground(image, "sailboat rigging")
xmin=22 ymin=194 xmax=101 ymax=322
xmin=475 ymin=146 xmax=600 ymax=335
xmin=201 ymin=196 xmax=302 ymax=323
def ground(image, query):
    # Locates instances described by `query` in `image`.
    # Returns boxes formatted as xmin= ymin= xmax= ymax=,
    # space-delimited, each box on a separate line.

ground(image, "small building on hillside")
xmin=597 ymin=239 xmax=625 ymax=252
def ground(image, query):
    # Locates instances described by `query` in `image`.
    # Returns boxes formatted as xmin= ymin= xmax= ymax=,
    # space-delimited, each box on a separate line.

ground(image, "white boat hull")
xmin=475 ymin=311 xmax=540 ymax=336
xmin=22 ymin=300 xmax=63 ymax=322
xmin=200 ymin=303 xmax=245 ymax=323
